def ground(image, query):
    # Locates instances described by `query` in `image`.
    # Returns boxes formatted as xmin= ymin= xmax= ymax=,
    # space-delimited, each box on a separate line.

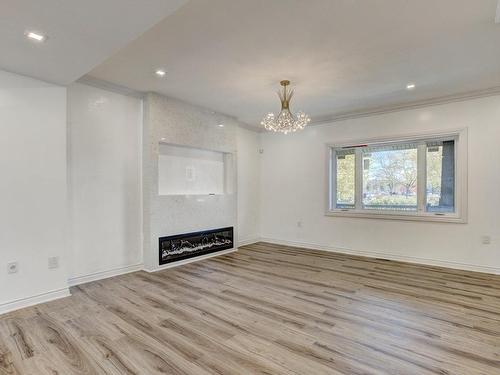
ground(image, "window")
xmin=335 ymin=149 xmax=355 ymax=209
xmin=362 ymin=143 xmax=418 ymax=211
xmin=426 ymin=141 xmax=455 ymax=213
xmin=328 ymin=130 xmax=467 ymax=222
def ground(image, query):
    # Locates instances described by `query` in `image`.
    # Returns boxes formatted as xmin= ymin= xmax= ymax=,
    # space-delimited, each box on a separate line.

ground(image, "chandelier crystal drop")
xmin=261 ymin=80 xmax=311 ymax=134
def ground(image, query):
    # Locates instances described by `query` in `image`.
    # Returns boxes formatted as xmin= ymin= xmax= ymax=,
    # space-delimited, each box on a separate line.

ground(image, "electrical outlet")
xmin=48 ymin=256 xmax=59 ymax=269
xmin=7 ymin=262 xmax=18 ymax=274
xmin=481 ymin=236 xmax=491 ymax=245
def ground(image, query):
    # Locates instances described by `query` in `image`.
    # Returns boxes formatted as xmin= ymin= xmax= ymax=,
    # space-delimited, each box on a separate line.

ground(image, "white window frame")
xmin=326 ymin=128 xmax=468 ymax=223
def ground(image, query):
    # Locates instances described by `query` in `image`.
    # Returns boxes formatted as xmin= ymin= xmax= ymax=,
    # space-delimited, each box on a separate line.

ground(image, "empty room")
xmin=1 ymin=0 xmax=500 ymax=374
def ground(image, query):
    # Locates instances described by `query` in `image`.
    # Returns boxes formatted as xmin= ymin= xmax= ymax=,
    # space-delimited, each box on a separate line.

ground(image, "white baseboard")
xmin=144 ymin=248 xmax=237 ymax=273
xmin=0 ymin=287 xmax=71 ymax=316
xmin=237 ymin=237 xmax=260 ymax=247
xmin=68 ymin=263 xmax=144 ymax=287
xmin=2 ymin=250 xmax=240 ymax=316
xmin=259 ymin=237 xmax=500 ymax=275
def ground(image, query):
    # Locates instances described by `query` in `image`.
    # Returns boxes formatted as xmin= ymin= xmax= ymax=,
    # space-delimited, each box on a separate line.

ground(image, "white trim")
xmin=325 ymin=128 xmax=465 ymax=150
xmin=326 ymin=146 xmax=333 ymax=211
xmin=311 ymin=87 xmax=500 ymax=126
xmin=326 ymin=128 xmax=468 ymax=223
xmin=254 ymin=87 xmax=500 ymax=132
xmin=0 ymin=287 xmax=71 ymax=316
xmin=77 ymin=75 xmax=145 ymax=98
xmin=324 ymin=210 xmax=466 ymax=223
xmin=259 ymin=238 xmax=500 ymax=276
xmin=495 ymin=0 xmax=500 ymax=24
xmin=354 ymin=148 xmax=363 ymax=210
xmin=143 ymin=248 xmax=237 ymax=273
xmin=68 ymin=263 xmax=144 ymax=287
xmin=416 ymin=143 xmax=426 ymax=213
xmin=237 ymin=237 xmax=261 ymax=247
xmin=138 ymin=99 xmax=145 ymax=272
xmin=81 ymin=79 xmax=500 ymax=133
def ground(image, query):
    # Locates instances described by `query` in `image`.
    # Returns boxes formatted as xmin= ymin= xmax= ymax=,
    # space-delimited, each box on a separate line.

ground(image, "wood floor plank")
xmin=1 ymin=242 xmax=500 ymax=374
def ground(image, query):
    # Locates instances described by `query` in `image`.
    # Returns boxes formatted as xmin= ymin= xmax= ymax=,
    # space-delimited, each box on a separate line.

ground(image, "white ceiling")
xmin=0 ymin=0 xmax=187 ymax=84
xmin=87 ymin=0 xmax=500 ymax=127
xmin=3 ymin=1 xmax=499 ymax=126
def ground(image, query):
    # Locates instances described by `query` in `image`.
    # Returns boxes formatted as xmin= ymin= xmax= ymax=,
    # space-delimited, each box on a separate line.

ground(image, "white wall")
xmin=67 ymin=83 xmax=142 ymax=283
xmin=3 ymin=68 xmax=499 ymax=317
xmin=237 ymin=127 xmax=261 ymax=244
xmin=0 ymin=70 xmax=69 ymax=312
xmin=259 ymin=95 xmax=500 ymax=274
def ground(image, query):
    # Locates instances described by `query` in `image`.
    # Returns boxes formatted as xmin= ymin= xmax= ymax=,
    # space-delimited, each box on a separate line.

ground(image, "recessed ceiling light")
xmin=218 ymin=124 xmax=224 ymax=128
xmin=406 ymin=83 xmax=416 ymax=90
xmin=25 ymin=31 xmax=46 ymax=42
xmin=155 ymin=69 xmax=166 ymax=77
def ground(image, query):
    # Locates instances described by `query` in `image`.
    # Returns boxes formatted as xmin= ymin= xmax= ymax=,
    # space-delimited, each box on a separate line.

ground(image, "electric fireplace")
xmin=159 ymin=227 xmax=234 ymax=265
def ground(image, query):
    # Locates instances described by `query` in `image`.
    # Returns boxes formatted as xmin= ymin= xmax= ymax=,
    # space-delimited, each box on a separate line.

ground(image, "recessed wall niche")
xmin=158 ymin=143 xmax=235 ymax=196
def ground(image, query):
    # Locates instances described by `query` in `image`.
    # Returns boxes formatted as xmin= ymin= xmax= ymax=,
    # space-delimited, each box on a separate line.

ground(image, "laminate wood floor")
xmin=1 ymin=242 xmax=500 ymax=374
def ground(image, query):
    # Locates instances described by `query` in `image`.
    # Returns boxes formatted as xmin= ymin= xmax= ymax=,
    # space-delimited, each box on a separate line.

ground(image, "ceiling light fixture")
xmin=261 ymin=80 xmax=310 ymax=134
xmin=218 ymin=124 xmax=224 ymax=128
xmin=155 ymin=69 xmax=166 ymax=77
xmin=25 ymin=31 xmax=46 ymax=42
xmin=406 ymin=83 xmax=416 ymax=90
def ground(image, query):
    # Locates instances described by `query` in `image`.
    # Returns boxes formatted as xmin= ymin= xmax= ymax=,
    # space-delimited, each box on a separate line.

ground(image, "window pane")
xmin=426 ymin=140 xmax=455 ymax=212
xmin=335 ymin=149 xmax=355 ymax=208
xmin=362 ymin=144 xmax=418 ymax=211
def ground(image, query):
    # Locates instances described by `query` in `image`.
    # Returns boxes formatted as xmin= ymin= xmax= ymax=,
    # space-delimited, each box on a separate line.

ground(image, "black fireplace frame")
xmin=159 ymin=226 xmax=234 ymax=265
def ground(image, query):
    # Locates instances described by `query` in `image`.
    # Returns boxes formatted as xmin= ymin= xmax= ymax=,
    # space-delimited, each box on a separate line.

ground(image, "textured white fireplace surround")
xmin=142 ymin=93 xmax=241 ymax=272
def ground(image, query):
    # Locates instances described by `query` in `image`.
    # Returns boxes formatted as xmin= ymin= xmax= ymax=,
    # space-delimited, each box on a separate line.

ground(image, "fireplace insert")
xmin=159 ymin=227 xmax=234 ymax=265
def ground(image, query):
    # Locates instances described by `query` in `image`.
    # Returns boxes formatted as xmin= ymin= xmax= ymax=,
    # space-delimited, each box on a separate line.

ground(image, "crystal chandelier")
xmin=261 ymin=80 xmax=311 ymax=134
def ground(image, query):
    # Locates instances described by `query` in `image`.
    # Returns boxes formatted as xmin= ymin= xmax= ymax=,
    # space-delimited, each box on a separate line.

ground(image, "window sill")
xmin=325 ymin=209 xmax=466 ymax=223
